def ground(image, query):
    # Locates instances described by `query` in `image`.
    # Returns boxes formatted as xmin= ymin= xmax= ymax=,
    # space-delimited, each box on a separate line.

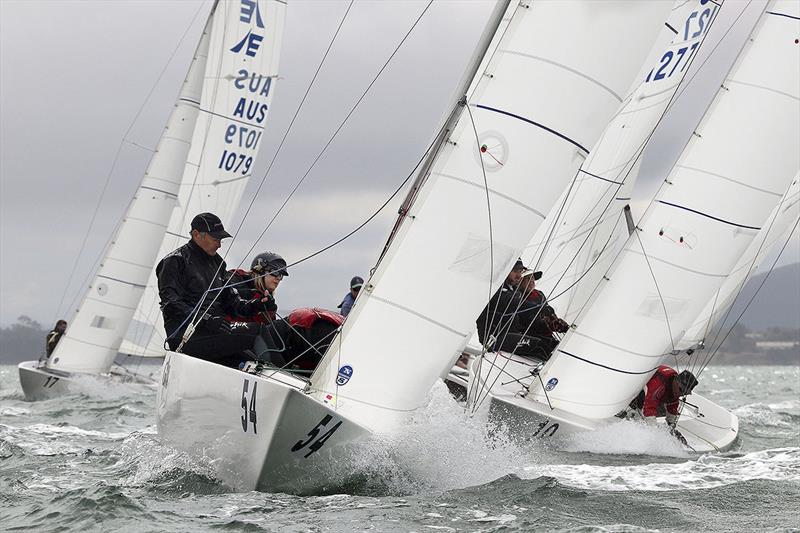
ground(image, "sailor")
xmin=337 ymin=276 xmax=363 ymax=317
xmin=45 ymin=320 xmax=67 ymax=357
xmin=476 ymin=259 xmax=549 ymax=359
xmin=516 ymin=269 xmax=569 ymax=360
xmin=226 ymin=252 xmax=287 ymax=323
xmin=476 ymin=259 xmax=526 ymax=346
xmin=155 ymin=212 xmax=279 ymax=368
xmin=281 ymin=308 xmax=344 ymax=372
xmin=632 ymin=365 xmax=699 ymax=445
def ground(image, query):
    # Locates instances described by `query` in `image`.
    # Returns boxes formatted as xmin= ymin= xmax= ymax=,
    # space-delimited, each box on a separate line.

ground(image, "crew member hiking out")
xmin=155 ymin=212 xmax=285 ymax=369
xmin=630 ymin=365 xmax=699 ymax=445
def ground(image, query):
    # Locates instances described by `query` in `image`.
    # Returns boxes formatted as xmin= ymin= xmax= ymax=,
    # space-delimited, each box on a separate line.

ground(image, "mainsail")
xmin=678 ymin=173 xmax=800 ymax=351
xmin=120 ymin=0 xmax=286 ymax=358
xmin=51 ymin=0 xmax=286 ymax=372
xmin=309 ymin=1 xmax=674 ymax=433
xmin=524 ymin=0 xmax=720 ymax=323
xmin=532 ymin=0 xmax=800 ymax=420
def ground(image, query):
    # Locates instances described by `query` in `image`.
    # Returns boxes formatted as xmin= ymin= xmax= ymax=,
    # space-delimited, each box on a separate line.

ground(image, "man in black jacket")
xmin=156 ymin=212 xmax=282 ymax=368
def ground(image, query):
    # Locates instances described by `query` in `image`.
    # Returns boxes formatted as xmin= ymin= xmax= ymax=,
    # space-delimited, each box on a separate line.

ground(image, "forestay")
xmin=120 ymin=0 xmax=286 ymax=358
xmin=310 ymin=1 xmax=674 ymax=433
xmin=534 ymin=0 xmax=800 ymax=420
xmin=524 ymin=0 xmax=719 ymax=323
xmin=678 ymin=173 xmax=800 ymax=350
xmin=49 ymin=13 xmax=216 ymax=373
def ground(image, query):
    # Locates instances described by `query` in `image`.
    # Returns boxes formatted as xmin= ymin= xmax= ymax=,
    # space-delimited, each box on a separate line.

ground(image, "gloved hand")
xmin=554 ymin=318 xmax=569 ymax=333
xmin=250 ymin=294 xmax=277 ymax=315
xmin=202 ymin=314 xmax=231 ymax=334
xmin=670 ymin=427 xmax=688 ymax=446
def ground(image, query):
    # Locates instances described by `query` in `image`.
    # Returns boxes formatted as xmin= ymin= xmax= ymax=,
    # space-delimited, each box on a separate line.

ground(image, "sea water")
xmin=1 ymin=364 xmax=797 ymax=532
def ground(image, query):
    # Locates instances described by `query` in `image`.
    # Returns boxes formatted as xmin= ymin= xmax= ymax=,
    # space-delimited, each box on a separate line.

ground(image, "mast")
xmin=532 ymin=0 xmax=800 ymax=420
xmin=309 ymin=1 xmax=675 ymax=433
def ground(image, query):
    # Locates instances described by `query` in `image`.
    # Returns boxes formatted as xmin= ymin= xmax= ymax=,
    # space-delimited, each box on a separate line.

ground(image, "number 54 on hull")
xmin=156 ymin=352 xmax=370 ymax=495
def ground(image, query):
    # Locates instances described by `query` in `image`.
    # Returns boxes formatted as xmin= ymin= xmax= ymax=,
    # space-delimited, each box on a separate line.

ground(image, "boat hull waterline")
xmin=157 ymin=352 xmax=373 ymax=495
xmin=461 ymin=353 xmax=739 ymax=453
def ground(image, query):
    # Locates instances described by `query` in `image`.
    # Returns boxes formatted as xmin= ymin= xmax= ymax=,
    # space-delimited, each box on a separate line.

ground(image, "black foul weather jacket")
xmin=156 ymin=240 xmax=262 ymax=341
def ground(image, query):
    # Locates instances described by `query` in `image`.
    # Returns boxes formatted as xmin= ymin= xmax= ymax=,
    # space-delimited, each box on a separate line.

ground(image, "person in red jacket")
xmin=632 ymin=365 xmax=698 ymax=444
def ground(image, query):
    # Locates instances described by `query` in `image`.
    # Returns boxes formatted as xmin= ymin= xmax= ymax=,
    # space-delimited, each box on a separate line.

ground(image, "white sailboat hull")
xmin=18 ymin=361 xmax=72 ymax=401
xmin=18 ymin=360 xmax=157 ymax=401
xmin=462 ymin=353 xmax=738 ymax=453
xmin=157 ymin=352 xmax=371 ymax=495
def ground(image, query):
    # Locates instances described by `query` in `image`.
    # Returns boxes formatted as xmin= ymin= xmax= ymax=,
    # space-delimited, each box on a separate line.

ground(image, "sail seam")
xmin=558 ymin=349 xmax=660 ymax=375
xmin=657 ymin=200 xmax=762 ymax=230
xmin=570 ymin=330 xmax=671 ymax=358
xmin=676 ymin=164 xmax=784 ymax=197
xmin=725 ymin=79 xmax=800 ymax=102
xmin=368 ymin=295 xmax=467 ymax=337
xmin=474 ymin=104 xmax=589 ymax=153
xmin=436 ymin=172 xmax=546 ymax=218
xmin=96 ymin=274 xmax=147 ymax=289
xmin=139 ymin=185 xmax=179 ymax=198
xmin=501 ymin=50 xmax=623 ymax=102
xmin=626 ymin=248 xmax=730 ymax=278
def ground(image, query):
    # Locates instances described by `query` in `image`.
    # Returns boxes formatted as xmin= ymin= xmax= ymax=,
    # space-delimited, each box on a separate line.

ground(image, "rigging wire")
xmin=697 ymin=219 xmax=799 ymax=378
xmin=180 ymin=0 xmax=436 ymax=345
xmin=51 ymin=0 xmax=209 ymax=324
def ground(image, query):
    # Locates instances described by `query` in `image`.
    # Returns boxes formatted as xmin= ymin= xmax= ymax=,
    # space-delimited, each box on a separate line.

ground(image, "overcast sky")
xmin=1 ymin=0 xmax=796 ymax=328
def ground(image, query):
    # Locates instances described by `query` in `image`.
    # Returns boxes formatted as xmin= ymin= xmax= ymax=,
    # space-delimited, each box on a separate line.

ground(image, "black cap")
xmin=512 ymin=259 xmax=527 ymax=272
xmin=191 ymin=212 xmax=232 ymax=239
xmin=522 ymin=270 xmax=543 ymax=280
xmin=350 ymin=276 xmax=364 ymax=289
xmin=251 ymin=252 xmax=288 ymax=277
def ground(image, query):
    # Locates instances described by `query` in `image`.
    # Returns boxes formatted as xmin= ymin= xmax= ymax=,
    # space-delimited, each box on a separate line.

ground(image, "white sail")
xmin=525 ymin=0 xmax=720 ymax=324
xmin=120 ymin=0 xmax=286 ymax=358
xmin=48 ymin=12 xmax=217 ymax=373
xmin=678 ymin=173 xmax=800 ymax=350
xmin=533 ymin=0 xmax=800 ymax=420
xmin=309 ymin=1 xmax=674 ymax=433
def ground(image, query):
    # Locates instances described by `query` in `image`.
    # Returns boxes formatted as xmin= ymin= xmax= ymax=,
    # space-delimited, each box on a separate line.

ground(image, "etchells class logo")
xmin=231 ymin=0 xmax=265 ymax=58
xmin=545 ymin=377 xmax=558 ymax=391
xmin=336 ymin=365 xmax=353 ymax=386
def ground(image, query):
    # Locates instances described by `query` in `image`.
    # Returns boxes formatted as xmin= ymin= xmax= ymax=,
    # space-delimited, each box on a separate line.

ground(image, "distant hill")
xmin=736 ymin=262 xmax=800 ymax=330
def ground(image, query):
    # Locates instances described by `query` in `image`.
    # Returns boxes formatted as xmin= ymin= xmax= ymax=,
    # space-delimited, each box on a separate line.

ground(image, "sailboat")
xmin=157 ymin=0 xmax=676 ymax=494
xmin=466 ymin=0 xmax=799 ymax=453
xmin=18 ymin=0 xmax=286 ymax=401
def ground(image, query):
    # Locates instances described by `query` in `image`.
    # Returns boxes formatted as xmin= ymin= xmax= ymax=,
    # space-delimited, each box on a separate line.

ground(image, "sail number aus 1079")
xmin=291 ymin=415 xmax=342 ymax=458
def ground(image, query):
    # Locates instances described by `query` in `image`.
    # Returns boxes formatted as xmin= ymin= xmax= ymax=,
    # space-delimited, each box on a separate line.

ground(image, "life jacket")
xmin=285 ymin=308 xmax=344 ymax=370
xmin=633 ymin=365 xmax=680 ymax=417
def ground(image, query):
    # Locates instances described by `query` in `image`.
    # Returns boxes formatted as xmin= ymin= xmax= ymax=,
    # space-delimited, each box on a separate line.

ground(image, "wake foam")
xmin=524 ymin=447 xmax=800 ymax=492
